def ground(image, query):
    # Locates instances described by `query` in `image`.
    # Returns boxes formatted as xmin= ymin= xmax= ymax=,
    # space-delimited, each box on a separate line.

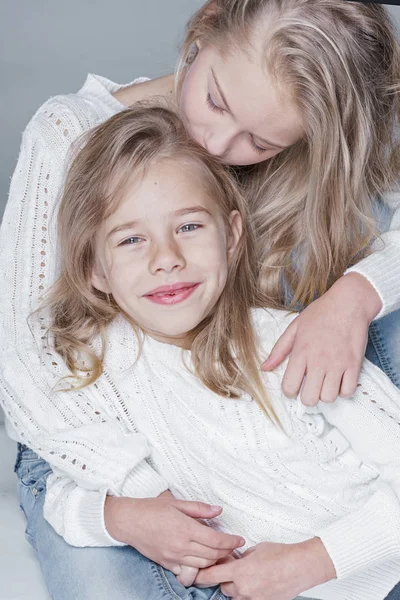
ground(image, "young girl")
xmin=2 ymin=0 xmax=400 ymax=593
xmin=25 ymin=104 xmax=400 ymax=600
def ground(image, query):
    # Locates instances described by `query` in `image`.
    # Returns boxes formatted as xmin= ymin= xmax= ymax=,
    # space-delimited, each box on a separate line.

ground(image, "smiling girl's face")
xmin=91 ymin=158 xmax=242 ymax=346
xmin=179 ymin=43 xmax=304 ymax=166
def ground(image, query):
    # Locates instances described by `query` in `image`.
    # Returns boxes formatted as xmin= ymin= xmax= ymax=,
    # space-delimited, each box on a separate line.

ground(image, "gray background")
xmin=1 ymin=1 xmax=400 ymax=220
xmin=0 ymin=0 xmax=204 ymax=221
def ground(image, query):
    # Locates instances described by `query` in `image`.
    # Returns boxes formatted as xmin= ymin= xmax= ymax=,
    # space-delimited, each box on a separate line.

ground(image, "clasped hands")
xmin=192 ymin=537 xmax=336 ymax=600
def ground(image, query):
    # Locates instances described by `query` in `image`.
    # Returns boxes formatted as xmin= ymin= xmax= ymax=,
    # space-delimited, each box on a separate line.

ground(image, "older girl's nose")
xmin=203 ymin=130 xmax=232 ymax=158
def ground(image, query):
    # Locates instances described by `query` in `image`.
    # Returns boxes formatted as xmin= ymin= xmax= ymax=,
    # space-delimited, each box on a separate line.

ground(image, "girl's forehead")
xmin=205 ymin=43 xmax=304 ymax=147
xmin=104 ymin=159 xmax=224 ymax=226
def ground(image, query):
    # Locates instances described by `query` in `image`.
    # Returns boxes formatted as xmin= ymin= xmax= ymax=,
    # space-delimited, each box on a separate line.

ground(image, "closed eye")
xmin=249 ymin=136 xmax=268 ymax=155
xmin=206 ymin=93 xmax=225 ymax=114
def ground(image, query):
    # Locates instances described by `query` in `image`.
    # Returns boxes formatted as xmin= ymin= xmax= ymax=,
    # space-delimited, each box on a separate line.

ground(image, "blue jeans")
xmin=14 ymin=444 xmax=227 ymax=600
xmin=367 ymin=311 xmax=400 ymax=388
xmin=14 ymin=445 xmax=400 ymax=599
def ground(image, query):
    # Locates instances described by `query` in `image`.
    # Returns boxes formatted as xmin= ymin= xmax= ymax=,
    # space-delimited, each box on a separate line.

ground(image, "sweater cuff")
xmin=45 ymin=486 xmax=125 ymax=547
xmin=316 ymin=490 xmax=400 ymax=579
xmin=345 ymin=232 xmax=400 ymax=319
xmin=120 ymin=460 xmax=169 ymax=498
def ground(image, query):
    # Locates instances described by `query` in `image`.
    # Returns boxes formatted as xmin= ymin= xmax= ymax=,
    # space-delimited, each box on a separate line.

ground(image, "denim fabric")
xmin=14 ymin=444 xmax=227 ymax=600
xmin=386 ymin=582 xmax=400 ymax=599
xmin=14 ymin=445 xmax=400 ymax=599
xmin=366 ymin=310 xmax=400 ymax=388
xmin=365 ymin=198 xmax=400 ymax=388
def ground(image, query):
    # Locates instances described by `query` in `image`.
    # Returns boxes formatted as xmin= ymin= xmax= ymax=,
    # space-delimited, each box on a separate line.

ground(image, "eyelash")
xmin=178 ymin=223 xmax=201 ymax=233
xmin=119 ymin=236 xmax=142 ymax=246
xmin=249 ymin=137 xmax=268 ymax=155
xmin=206 ymin=93 xmax=267 ymax=155
xmin=118 ymin=224 xmax=201 ymax=246
xmin=206 ymin=93 xmax=225 ymax=114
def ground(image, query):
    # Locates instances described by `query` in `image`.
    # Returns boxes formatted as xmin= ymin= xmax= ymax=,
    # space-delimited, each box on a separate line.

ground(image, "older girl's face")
xmin=179 ymin=43 xmax=304 ymax=166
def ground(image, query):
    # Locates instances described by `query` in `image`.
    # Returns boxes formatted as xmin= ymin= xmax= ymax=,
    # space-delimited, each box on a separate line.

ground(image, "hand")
xmin=178 ymin=554 xmax=236 ymax=590
xmin=194 ymin=538 xmax=336 ymax=600
xmin=104 ymin=492 xmax=245 ymax=576
xmin=262 ymin=273 xmax=382 ymax=406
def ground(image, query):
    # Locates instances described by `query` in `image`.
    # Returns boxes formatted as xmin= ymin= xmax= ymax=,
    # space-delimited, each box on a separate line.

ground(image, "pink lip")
xmin=144 ymin=282 xmax=200 ymax=306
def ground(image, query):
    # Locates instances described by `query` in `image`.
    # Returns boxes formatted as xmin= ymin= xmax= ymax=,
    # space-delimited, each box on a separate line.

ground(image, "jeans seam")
xmin=150 ymin=562 xmax=188 ymax=600
xmin=369 ymin=322 xmax=399 ymax=386
xmin=209 ymin=589 xmax=225 ymax=600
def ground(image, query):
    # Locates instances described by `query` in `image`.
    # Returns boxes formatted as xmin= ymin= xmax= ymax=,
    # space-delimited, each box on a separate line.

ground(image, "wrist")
xmin=104 ymin=495 xmax=140 ymax=544
xmin=332 ymin=273 xmax=382 ymax=322
xmin=296 ymin=537 xmax=336 ymax=590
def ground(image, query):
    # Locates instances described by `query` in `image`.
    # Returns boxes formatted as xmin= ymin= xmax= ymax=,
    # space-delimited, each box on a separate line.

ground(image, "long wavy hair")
xmin=176 ymin=0 xmax=400 ymax=306
xmin=44 ymin=104 xmax=278 ymax=421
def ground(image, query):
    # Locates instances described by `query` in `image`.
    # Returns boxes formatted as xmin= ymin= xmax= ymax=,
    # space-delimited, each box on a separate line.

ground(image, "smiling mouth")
xmin=144 ymin=283 xmax=200 ymax=306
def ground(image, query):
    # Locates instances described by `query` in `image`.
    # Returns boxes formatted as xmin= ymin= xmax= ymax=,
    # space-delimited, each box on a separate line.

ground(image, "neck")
xmin=112 ymin=73 xmax=176 ymax=107
xmin=144 ymin=327 xmax=194 ymax=350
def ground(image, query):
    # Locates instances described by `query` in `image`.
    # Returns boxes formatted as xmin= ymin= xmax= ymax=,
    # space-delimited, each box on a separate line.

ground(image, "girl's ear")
xmin=227 ymin=210 xmax=243 ymax=259
xmin=91 ymin=260 xmax=112 ymax=294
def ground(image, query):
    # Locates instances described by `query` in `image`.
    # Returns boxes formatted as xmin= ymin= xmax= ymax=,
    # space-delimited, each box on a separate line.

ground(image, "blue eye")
xmin=206 ymin=93 xmax=225 ymax=114
xmin=119 ymin=236 xmax=142 ymax=246
xmin=178 ymin=224 xmax=200 ymax=233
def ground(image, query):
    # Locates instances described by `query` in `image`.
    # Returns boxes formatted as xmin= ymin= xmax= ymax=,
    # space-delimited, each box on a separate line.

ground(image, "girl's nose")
xmin=149 ymin=241 xmax=186 ymax=274
xmin=203 ymin=131 xmax=232 ymax=158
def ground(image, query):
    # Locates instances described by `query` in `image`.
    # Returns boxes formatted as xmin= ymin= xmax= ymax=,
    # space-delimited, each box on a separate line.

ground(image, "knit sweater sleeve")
xmin=0 ymin=92 xmax=167 ymax=498
xmin=345 ymin=192 xmax=400 ymax=318
xmin=42 ymin=466 xmax=159 ymax=548
xmin=43 ymin=473 xmax=121 ymax=547
xmin=313 ymin=361 xmax=400 ymax=579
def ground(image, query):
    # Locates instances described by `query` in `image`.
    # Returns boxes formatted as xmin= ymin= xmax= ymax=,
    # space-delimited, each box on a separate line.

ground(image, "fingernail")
xmin=211 ymin=505 xmax=222 ymax=511
xmin=239 ymin=538 xmax=246 ymax=546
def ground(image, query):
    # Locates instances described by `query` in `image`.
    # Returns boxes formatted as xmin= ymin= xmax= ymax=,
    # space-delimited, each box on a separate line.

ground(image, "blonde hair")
xmin=177 ymin=0 xmax=400 ymax=307
xmin=45 ymin=104 xmax=278 ymax=421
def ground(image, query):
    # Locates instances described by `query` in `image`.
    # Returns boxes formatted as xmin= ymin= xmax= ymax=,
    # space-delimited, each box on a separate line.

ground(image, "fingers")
xmin=262 ymin=320 xmax=297 ymax=371
xmin=177 ymin=565 xmax=199 ymax=587
xmin=194 ymin=525 xmax=245 ymax=551
xmin=283 ymin=358 xmax=356 ymax=406
xmin=300 ymin=369 xmax=324 ymax=407
xmin=193 ymin=562 xmax=234 ymax=586
xmin=339 ymin=367 xmax=359 ymax=398
xmin=221 ymin=582 xmax=236 ymax=597
xmin=319 ymin=370 xmax=343 ymax=404
xmin=174 ymin=500 xmax=222 ymax=519
xmin=180 ymin=555 xmax=222 ymax=569
xmin=282 ymin=353 xmax=306 ymax=399
xmin=184 ymin=541 xmax=232 ymax=562
xmin=215 ymin=553 xmax=237 ymax=566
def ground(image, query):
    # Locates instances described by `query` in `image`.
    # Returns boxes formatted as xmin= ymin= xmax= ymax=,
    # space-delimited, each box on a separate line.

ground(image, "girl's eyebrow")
xmin=211 ymin=68 xmax=232 ymax=113
xmin=107 ymin=207 xmax=211 ymax=238
xmin=212 ymin=69 xmax=286 ymax=150
xmin=107 ymin=221 xmax=138 ymax=238
xmin=174 ymin=206 xmax=211 ymax=217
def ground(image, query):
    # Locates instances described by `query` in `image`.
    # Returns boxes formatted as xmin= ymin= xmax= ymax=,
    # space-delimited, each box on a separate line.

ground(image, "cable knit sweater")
xmin=44 ymin=309 xmax=400 ymax=600
xmin=1 ymin=74 xmax=400 ymax=598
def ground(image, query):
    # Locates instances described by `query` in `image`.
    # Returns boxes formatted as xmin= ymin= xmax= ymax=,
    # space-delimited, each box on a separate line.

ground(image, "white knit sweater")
xmin=1 ymin=74 xmax=400 ymax=598
xmin=44 ymin=309 xmax=400 ymax=600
